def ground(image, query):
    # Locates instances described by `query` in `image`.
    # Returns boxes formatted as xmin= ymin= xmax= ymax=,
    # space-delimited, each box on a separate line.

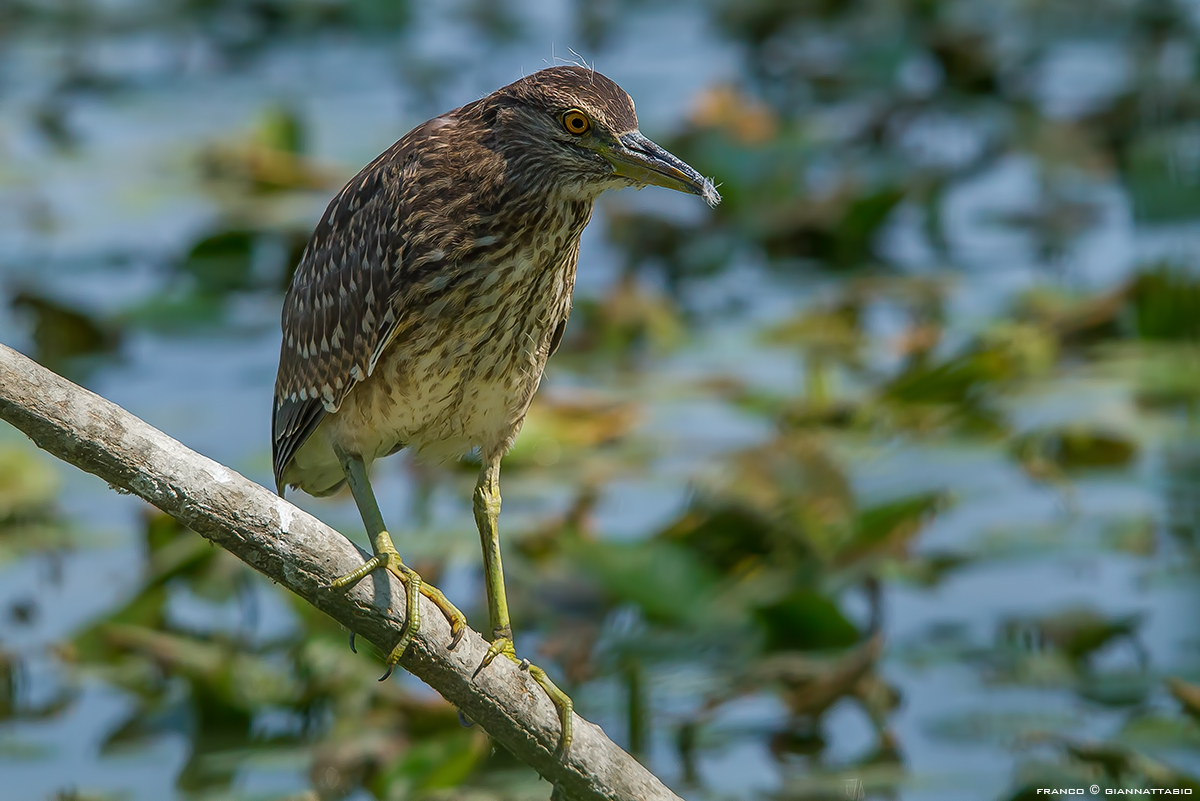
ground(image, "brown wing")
xmin=272 ymin=139 xmax=414 ymax=494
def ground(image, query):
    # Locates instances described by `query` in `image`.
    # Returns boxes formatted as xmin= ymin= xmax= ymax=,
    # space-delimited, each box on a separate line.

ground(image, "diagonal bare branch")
xmin=0 ymin=343 xmax=682 ymax=801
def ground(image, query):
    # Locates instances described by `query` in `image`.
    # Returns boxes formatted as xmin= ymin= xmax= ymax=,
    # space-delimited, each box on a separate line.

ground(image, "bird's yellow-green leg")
xmin=470 ymin=457 xmax=573 ymax=757
xmin=331 ymin=446 xmax=467 ymax=673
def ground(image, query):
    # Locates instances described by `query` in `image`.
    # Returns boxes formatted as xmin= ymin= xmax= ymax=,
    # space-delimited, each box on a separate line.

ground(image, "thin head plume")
xmin=547 ymin=47 xmax=595 ymax=79
xmin=567 ymin=48 xmax=596 ymax=82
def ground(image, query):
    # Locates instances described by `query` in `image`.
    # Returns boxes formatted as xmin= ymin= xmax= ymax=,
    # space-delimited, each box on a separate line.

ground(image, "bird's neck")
xmin=479 ymin=188 xmax=594 ymax=256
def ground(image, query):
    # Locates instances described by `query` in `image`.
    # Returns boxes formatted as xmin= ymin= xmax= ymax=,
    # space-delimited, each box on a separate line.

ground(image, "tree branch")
xmin=0 ymin=343 xmax=682 ymax=801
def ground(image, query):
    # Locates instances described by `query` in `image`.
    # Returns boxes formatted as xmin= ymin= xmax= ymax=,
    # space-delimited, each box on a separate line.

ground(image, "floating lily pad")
xmin=997 ymin=607 xmax=1146 ymax=667
xmin=754 ymin=589 xmax=861 ymax=652
xmin=563 ymin=538 xmax=725 ymax=630
xmin=179 ymin=229 xmax=258 ymax=296
xmin=1011 ymin=426 xmax=1139 ymax=474
xmin=1131 ymin=264 xmax=1200 ymax=342
xmin=10 ymin=290 xmax=121 ymax=373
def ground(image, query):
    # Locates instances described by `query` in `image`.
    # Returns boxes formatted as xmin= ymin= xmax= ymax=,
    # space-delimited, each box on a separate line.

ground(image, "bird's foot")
xmin=330 ymin=531 xmax=467 ymax=668
xmin=473 ymin=627 xmax=573 ymax=758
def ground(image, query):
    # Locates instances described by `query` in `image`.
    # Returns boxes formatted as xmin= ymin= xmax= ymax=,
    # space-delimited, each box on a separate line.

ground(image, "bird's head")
xmin=486 ymin=66 xmax=720 ymax=207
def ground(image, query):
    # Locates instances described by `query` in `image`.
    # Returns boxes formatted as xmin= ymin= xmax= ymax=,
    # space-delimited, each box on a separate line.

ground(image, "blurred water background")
xmin=4 ymin=0 xmax=1200 ymax=799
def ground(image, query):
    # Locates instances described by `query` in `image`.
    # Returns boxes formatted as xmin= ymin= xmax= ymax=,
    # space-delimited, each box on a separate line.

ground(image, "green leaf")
xmin=0 ymin=446 xmax=57 ymax=523
xmin=10 ymin=290 xmax=120 ymax=373
xmin=565 ymin=539 xmax=724 ymax=629
xmin=1131 ymin=263 xmax=1200 ymax=341
xmin=179 ymin=229 xmax=257 ymax=296
xmin=754 ymin=589 xmax=860 ymax=652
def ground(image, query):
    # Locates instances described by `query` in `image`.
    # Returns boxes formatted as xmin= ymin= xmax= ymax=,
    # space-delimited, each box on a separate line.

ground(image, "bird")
xmin=271 ymin=65 xmax=719 ymax=756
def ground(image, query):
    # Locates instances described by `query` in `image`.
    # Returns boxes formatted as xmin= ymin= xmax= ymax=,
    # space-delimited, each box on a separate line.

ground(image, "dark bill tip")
xmin=607 ymin=131 xmax=721 ymax=207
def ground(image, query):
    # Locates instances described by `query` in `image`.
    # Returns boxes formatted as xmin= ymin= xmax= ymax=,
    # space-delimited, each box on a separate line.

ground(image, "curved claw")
xmin=378 ymin=563 xmax=421 ymax=665
xmin=473 ymin=636 xmax=515 ymax=678
xmin=472 ymin=636 xmax=573 ymax=758
xmin=378 ymin=663 xmax=395 ymax=682
xmin=448 ymin=622 xmax=466 ymax=651
xmin=328 ymin=534 xmax=434 ymax=667
xmin=416 ymin=582 xmax=468 ymax=651
xmin=525 ymin=662 xmax=574 ymax=759
xmin=335 ymin=546 xmax=466 ymax=667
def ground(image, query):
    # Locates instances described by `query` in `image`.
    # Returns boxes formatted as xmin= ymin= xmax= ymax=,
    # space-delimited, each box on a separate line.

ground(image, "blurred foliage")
xmin=10 ymin=291 xmax=121 ymax=376
xmin=0 ymin=444 xmax=74 ymax=569
xmin=997 ymin=607 xmax=1147 ymax=670
xmin=199 ymin=106 xmax=339 ymax=194
xmin=1002 ymin=736 xmax=1200 ymax=799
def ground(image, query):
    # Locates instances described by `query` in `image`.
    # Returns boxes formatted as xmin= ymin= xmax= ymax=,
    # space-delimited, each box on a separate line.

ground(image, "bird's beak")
xmin=604 ymin=131 xmax=720 ymax=207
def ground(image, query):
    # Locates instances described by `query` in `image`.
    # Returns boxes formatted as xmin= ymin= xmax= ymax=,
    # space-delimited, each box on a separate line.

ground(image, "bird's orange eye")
xmin=562 ymin=109 xmax=591 ymax=135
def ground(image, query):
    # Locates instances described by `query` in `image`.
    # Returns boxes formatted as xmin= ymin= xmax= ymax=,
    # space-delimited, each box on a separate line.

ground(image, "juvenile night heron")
xmin=272 ymin=66 xmax=718 ymax=755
